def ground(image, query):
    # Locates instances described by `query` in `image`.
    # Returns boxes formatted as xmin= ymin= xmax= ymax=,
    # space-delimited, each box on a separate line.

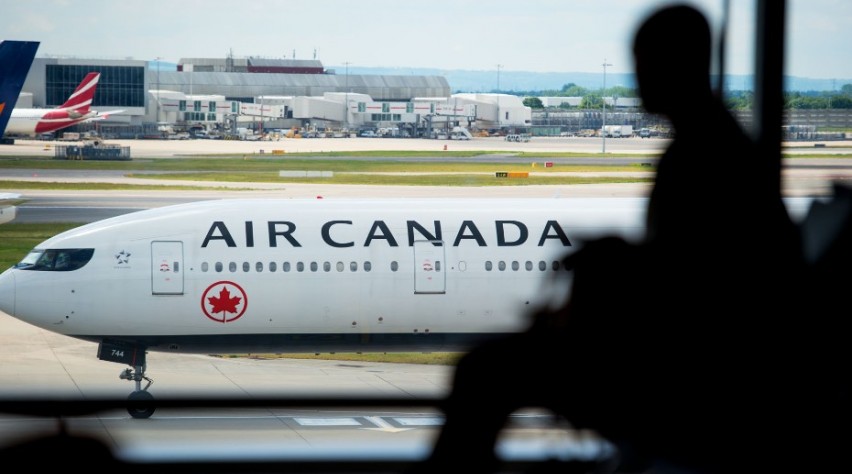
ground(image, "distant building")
xmin=17 ymin=55 xmax=533 ymax=137
xmin=178 ymin=57 xmax=325 ymax=75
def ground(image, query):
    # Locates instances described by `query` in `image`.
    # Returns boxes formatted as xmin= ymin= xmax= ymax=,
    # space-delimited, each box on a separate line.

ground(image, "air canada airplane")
xmin=0 ymin=197 xmax=646 ymax=418
xmin=4 ymin=71 xmax=119 ymax=136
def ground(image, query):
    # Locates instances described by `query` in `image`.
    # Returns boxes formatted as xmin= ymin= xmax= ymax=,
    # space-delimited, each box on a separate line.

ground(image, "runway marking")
xmin=292 ymin=417 xmax=362 ymax=426
xmin=362 ymin=416 xmax=414 ymax=432
xmin=393 ymin=417 xmax=444 ymax=426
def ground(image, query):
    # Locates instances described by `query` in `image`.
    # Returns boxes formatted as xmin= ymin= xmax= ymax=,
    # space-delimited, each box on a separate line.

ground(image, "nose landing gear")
xmin=97 ymin=339 xmax=156 ymax=419
xmin=120 ymin=364 xmax=155 ymax=419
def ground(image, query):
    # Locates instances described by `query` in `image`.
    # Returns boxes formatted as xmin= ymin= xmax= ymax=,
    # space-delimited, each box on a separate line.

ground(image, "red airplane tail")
xmin=58 ymin=72 xmax=100 ymax=114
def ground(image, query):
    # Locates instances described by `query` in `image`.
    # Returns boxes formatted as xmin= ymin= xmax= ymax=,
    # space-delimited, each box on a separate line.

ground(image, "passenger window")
xmin=485 ymin=261 xmax=493 ymax=271
xmin=512 ymin=261 xmax=519 ymax=271
xmin=391 ymin=261 xmax=398 ymax=272
xmin=363 ymin=261 xmax=371 ymax=272
xmin=283 ymin=262 xmax=291 ymax=272
xmin=215 ymin=262 xmax=223 ymax=272
xmin=310 ymin=262 xmax=318 ymax=272
xmin=323 ymin=262 xmax=331 ymax=272
xmin=202 ymin=262 xmax=209 ymax=272
xmin=297 ymin=262 xmax=304 ymax=272
xmin=269 ymin=262 xmax=277 ymax=272
xmin=350 ymin=262 xmax=357 ymax=272
xmin=256 ymin=262 xmax=263 ymax=272
xmin=243 ymin=262 xmax=250 ymax=272
xmin=525 ymin=261 xmax=533 ymax=271
xmin=229 ymin=262 xmax=237 ymax=272
xmin=498 ymin=261 xmax=506 ymax=271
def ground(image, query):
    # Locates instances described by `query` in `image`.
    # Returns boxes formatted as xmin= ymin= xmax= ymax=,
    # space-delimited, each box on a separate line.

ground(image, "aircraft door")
xmin=151 ymin=241 xmax=184 ymax=295
xmin=414 ymin=240 xmax=445 ymax=294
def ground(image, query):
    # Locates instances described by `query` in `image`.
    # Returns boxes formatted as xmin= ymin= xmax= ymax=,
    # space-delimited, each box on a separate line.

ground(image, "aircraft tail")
xmin=0 ymin=40 xmax=40 ymax=139
xmin=58 ymin=72 xmax=100 ymax=115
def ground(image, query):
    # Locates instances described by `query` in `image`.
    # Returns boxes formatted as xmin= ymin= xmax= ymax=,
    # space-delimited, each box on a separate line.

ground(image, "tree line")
xmin=518 ymin=83 xmax=852 ymax=110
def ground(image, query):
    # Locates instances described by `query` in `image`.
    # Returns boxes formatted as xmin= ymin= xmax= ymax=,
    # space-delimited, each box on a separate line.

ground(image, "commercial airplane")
xmin=0 ymin=197 xmax=646 ymax=418
xmin=0 ymin=193 xmax=21 ymax=225
xmin=0 ymin=40 xmax=40 ymax=142
xmin=3 ymin=72 xmax=114 ymax=137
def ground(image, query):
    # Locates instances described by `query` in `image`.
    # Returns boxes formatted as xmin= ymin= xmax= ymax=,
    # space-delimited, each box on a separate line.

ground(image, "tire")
xmin=127 ymin=390 xmax=155 ymax=419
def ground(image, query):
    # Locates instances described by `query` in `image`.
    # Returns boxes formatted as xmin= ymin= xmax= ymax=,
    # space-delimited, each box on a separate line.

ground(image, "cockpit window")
xmin=15 ymin=248 xmax=95 ymax=271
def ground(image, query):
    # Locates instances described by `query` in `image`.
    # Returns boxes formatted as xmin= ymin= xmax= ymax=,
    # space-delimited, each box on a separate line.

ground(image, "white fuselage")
xmin=0 ymin=198 xmax=647 ymax=354
xmin=5 ymin=108 xmax=95 ymax=135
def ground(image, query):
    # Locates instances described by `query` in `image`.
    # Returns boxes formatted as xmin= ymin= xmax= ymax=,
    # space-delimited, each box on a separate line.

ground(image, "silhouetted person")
xmin=414 ymin=4 xmax=842 ymax=473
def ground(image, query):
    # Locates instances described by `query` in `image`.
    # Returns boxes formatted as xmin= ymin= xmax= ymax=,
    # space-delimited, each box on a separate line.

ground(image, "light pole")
xmin=343 ymin=61 xmax=351 ymax=131
xmin=601 ymin=59 xmax=612 ymax=153
xmin=496 ymin=64 xmax=503 ymax=92
xmin=154 ymin=57 xmax=162 ymax=126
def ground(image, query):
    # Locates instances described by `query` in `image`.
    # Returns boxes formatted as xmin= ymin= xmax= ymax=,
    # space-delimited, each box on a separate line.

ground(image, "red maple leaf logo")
xmin=208 ymin=286 xmax=242 ymax=314
xmin=201 ymin=281 xmax=247 ymax=323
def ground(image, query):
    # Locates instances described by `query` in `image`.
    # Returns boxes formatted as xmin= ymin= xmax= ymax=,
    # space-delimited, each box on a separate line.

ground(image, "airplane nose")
xmin=0 ymin=269 xmax=15 ymax=316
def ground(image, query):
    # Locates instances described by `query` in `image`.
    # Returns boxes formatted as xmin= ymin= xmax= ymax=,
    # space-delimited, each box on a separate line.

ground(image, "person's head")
xmin=633 ymin=4 xmax=713 ymax=115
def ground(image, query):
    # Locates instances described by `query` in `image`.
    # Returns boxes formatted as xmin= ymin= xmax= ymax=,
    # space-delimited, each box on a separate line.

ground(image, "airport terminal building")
xmin=17 ymin=56 xmax=533 ymax=139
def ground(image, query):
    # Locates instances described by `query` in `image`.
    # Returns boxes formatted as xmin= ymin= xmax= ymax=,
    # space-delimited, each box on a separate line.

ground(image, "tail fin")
xmin=0 ymin=40 xmax=40 ymax=138
xmin=58 ymin=72 xmax=100 ymax=114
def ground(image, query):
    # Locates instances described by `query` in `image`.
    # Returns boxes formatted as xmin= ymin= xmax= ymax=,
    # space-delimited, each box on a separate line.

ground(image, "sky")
xmin=2 ymin=0 xmax=851 ymax=80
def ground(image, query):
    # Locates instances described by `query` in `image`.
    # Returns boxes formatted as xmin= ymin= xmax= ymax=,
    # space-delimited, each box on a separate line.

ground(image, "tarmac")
xmin=2 ymin=135 xmax=850 ymax=159
xmin=1 ymin=136 xmax=850 ymax=198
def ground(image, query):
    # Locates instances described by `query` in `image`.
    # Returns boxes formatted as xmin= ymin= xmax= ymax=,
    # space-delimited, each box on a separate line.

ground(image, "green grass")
xmin=0 ymin=155 xmax=649 ymax=172
xmin=0 ymin=222 xmax=81 ymax=269
xmin=0 ymin=181 xmax=252 ymax=191
xmin=0 ymin=155 xmax=656 ymax=189
xmin=126 ymin=172 xmax=651 ymax=186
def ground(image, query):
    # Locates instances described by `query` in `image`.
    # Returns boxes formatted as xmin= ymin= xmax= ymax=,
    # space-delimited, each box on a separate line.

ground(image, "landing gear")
xmin=97 ymin=339 xmax=156 ymax=419
xmin=120 ymin=364 xmax=155 ymax=419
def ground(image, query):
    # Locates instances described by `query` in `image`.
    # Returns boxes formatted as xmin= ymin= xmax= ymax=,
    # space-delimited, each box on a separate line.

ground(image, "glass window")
xmin=15 ymin=249 xmax=95 ymax=272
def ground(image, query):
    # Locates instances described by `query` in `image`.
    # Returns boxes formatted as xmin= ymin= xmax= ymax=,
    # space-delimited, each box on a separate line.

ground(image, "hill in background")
xmin=338 ymin=66 xmax=850 ymax=94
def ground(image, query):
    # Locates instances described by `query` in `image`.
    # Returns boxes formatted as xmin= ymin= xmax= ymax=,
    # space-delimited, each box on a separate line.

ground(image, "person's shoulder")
xmin=564 ymin=236 xmax=645 ymax=270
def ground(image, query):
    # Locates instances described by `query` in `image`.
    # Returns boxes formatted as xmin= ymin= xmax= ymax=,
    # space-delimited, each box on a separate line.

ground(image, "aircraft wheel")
xmin=127 ymin=390 xmax=155 ymax=419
